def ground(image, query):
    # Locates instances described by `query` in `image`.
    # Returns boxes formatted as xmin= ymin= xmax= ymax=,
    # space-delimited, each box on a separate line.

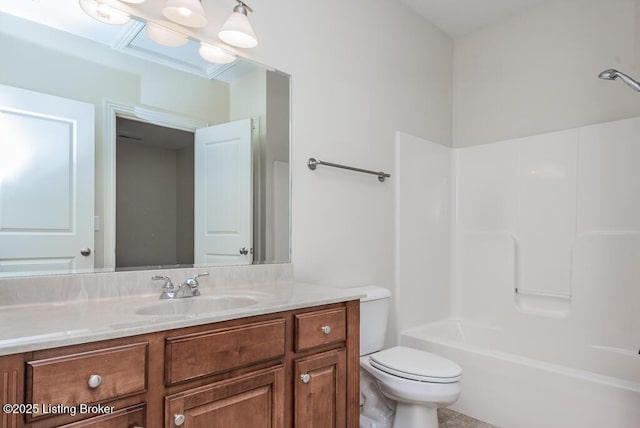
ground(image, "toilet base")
xmin=392 ymin=402 xmax=438 ymax=428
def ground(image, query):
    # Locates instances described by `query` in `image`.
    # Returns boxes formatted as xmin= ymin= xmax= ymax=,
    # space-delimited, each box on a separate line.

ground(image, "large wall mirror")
xmin=0 ymin=1 xmax=291 ymax=278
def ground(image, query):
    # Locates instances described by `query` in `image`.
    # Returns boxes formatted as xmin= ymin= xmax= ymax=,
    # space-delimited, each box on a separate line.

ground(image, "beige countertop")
xmin=0 ymin=279 xmax=363 ymax=356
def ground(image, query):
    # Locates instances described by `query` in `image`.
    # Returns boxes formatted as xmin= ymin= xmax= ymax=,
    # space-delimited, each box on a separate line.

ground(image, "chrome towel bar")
xmin=307 ymin=158 xmax=391 ymax=182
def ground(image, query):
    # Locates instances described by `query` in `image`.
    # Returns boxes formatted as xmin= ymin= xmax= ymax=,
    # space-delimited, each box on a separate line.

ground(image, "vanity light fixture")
xmin=198 ymin=42 xmax=237 ymax=64
xmin=79 ymin=0 xmax=131 ymax=25
xmin=118 ymin=0 xmax=145 ymax=4
xmin=145 ymin=22 xmax=189 ymax=47
xmin=162 ymin=0 xmax=207 ymax=28
xmin=218 ymin=0 xmax=258 ymax=48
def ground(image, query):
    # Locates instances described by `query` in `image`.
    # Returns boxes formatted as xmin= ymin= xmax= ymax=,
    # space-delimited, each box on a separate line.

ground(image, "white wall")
xmin=247 ymin=0 xmax=454 ymax=292
xmin=453 ymin=0 xmax=640 ymax=147
xmin=395 ymin=133 xmax=451 ymax=339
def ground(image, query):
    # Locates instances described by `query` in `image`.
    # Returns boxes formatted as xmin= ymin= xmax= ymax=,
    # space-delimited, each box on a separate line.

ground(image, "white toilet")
xmin=356 ymin=286 xmax=462 ymax=428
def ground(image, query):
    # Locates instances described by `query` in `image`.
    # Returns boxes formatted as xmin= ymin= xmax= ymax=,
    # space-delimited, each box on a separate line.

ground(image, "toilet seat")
xmin=369 ymin=346 xmax=462 ymax=383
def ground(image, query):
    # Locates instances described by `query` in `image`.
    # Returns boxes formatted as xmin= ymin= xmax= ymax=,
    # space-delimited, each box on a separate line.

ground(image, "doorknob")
xmin=80 ymin=248 xmax=92 ymax=256
xmin=239 ymin=247 xmax=249 ymax=255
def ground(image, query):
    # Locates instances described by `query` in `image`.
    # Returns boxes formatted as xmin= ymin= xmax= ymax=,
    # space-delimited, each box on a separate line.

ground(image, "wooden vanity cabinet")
xmin=0 ymin=300 xmax=359 ymax=428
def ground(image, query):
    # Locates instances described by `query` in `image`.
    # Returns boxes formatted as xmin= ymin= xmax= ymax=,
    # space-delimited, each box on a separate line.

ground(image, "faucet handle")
xmin=184 ymin=272 xmax=209 ymax=296
xmin=152 ymin=275 xmax=175 ymax=299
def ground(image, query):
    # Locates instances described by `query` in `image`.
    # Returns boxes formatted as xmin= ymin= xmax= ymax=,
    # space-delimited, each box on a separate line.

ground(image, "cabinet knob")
xmin=300 ymin=373 xmax=311 ymax=384
xmin=87 ymin=374 xmax=102 ymax=389
xmin=321 ymin=325 xmax=331 ymax=335
xmin=174 ymin=414 xmax=185 ymax=426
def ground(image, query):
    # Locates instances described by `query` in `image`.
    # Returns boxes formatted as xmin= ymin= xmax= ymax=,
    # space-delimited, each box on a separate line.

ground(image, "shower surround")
xmin=394 ymin=116 xmax=640 ymax=427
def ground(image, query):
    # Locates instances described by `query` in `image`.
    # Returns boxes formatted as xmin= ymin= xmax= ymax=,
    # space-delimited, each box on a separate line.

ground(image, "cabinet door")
xmin=165 ymin=365 xmax=284 ymax=428
xmin=294 ymin=349 xmax=347 ymax=428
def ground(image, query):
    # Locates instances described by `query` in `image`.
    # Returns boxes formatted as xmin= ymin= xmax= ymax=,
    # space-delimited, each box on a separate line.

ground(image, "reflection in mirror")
xmin=0 ymin=3 xmax=290 ymax=278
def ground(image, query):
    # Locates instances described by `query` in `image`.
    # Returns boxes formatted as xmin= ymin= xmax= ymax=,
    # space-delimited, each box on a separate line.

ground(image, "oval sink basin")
xmin=136 ymin=295 xmax=258 ymax=316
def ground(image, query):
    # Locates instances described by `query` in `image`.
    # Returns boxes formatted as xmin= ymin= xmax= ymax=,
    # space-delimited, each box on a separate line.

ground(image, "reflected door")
xmin=194 ymin=118 xmax=253 ymax=265
xmin=0 ymin=84 xmax=95 ymax=274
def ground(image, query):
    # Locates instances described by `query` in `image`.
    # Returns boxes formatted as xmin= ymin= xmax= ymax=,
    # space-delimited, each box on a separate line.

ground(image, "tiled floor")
xmin=438 ymin=408 xmax=497 ymax=428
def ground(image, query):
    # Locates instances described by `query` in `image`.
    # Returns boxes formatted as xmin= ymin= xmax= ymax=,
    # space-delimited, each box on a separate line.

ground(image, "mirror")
xmin=0 ymin=2 xmax=290 ymax=278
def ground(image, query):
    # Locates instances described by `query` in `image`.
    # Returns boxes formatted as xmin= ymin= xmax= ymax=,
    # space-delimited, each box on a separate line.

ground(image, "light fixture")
xmin=162 ymin=0 xmax=207 ymax=28
xmin=145 ymin=23 xmax=189 ymax=47
xmin=79 ymin=0 xmax=131 ymax=25
xmin=218 ymin=0 xmax=258 ymax=48
xmin=118 ymin=0 xmax=145 ymax=4
xmin=198 ymin=43 xmax=236 ymax=64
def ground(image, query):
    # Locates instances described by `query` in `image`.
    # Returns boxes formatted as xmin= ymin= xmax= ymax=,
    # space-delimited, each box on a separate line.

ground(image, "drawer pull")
xmin=321 ymin=325 xmax=331 ymax=335
xmin=300 ymin=373 xmax=311 ymax=384
xmin=87 ymin=374 xmax=102 ymax=389
xmin=174 ymin=413 xmax=185 ymax=426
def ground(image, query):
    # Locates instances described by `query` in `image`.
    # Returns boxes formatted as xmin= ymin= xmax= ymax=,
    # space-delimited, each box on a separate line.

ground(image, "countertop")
xmin=0 ymin=281 xmax=363 ymax=356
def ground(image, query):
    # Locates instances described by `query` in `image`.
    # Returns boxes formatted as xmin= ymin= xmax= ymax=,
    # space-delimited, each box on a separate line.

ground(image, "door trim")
xmin=103 ymin=102 xmax=208 ymax=269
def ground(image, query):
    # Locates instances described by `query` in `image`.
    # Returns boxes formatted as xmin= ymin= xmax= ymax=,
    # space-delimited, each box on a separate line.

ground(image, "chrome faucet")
xmin=176 ymin=272 xmax=209 ymax=298
xmin=152 ymin=272 xmax=209 ymax=299
xmin=152 ymin=275 xmax=176 ymax=299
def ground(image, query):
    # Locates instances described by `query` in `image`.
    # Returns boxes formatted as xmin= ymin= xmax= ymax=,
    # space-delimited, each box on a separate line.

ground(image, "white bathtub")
xmin=400 ymin=320 xmax=640 ymax=428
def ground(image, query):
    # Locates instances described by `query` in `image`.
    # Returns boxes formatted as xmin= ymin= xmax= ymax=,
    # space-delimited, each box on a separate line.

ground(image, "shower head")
xmin=598 ymin=68 xmax=640 ymax=92
xmin=598 ymin=69 xmax=618 ymax=80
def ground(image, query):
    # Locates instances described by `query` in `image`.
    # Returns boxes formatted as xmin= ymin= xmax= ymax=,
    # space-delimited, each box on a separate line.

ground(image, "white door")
xmin=194 ymin=118 xmax=252 ymax=265
xmin=0 ymin=85 xmax=95 ymax=275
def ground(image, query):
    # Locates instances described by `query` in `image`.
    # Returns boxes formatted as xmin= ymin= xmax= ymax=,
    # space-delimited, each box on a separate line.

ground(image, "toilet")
xmin=355 ymin=286 xmax=462 ymax=428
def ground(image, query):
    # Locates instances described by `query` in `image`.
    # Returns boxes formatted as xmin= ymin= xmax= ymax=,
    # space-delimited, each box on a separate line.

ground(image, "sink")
xmin=135 ymin=295 xmax=259 ymax=316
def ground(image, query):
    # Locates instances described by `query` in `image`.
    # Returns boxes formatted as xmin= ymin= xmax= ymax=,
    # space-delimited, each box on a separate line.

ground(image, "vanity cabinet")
xmin=0 ymin=300 xmax=359 ymax=428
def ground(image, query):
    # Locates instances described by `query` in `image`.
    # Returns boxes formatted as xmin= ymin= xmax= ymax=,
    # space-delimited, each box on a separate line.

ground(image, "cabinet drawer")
xmin=166 ymin=319 xmax=286 ymax=385
xmin=58 ymin=404 xmax=146 ymax=427
xmin=295 ymin=308 xmax=346 ymax=352
xmin=27 ymin=343 xmax=147 ymax=412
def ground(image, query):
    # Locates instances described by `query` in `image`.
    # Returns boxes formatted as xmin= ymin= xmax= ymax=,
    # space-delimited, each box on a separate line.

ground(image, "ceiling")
xmin=117 ymin=118 xmax=194 ymax=151
xmin=397 ymin=0 xmax=552 ymax=37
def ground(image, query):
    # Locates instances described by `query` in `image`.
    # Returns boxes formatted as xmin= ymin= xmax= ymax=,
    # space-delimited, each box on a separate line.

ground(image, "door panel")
xmin=294 ymin=349 xmax=347 ymax=428
xmin=194 ymin=119 xmax=252 ymax=265
xmin=0 ymin=84 xmax=95 ymax=275
xmin=165 ymin=365 xmax=284 ymax=428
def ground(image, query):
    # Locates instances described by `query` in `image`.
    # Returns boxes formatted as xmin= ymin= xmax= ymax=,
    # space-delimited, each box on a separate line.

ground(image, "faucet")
xmin=152 ymin=272 xmax=210 ymax=299
xmin=176 ymin=272 xmax=209 ymax=298
xmin=152 ymin=275 xmax=176 ymax=299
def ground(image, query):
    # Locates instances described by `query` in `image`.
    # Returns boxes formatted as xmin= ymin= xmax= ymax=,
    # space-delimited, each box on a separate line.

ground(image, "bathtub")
xmin=400 ymin=320 xmax=640 ymax=428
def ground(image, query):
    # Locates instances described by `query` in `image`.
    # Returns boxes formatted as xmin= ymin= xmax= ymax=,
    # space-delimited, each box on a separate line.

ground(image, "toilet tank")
xmin=351 ymin=286 xmax=392 ymax=356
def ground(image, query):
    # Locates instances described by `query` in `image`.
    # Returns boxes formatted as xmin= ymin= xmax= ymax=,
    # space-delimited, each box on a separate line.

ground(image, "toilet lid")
xmin=369 ymin=346 xmax=462 ymax=383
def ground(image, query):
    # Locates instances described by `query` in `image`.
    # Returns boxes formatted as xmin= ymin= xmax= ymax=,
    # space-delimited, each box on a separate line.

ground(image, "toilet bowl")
xmin=361 ymin=347 xmax=461 ymax=428
xmin=354 ymin=286 xmax=462 ymax=428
